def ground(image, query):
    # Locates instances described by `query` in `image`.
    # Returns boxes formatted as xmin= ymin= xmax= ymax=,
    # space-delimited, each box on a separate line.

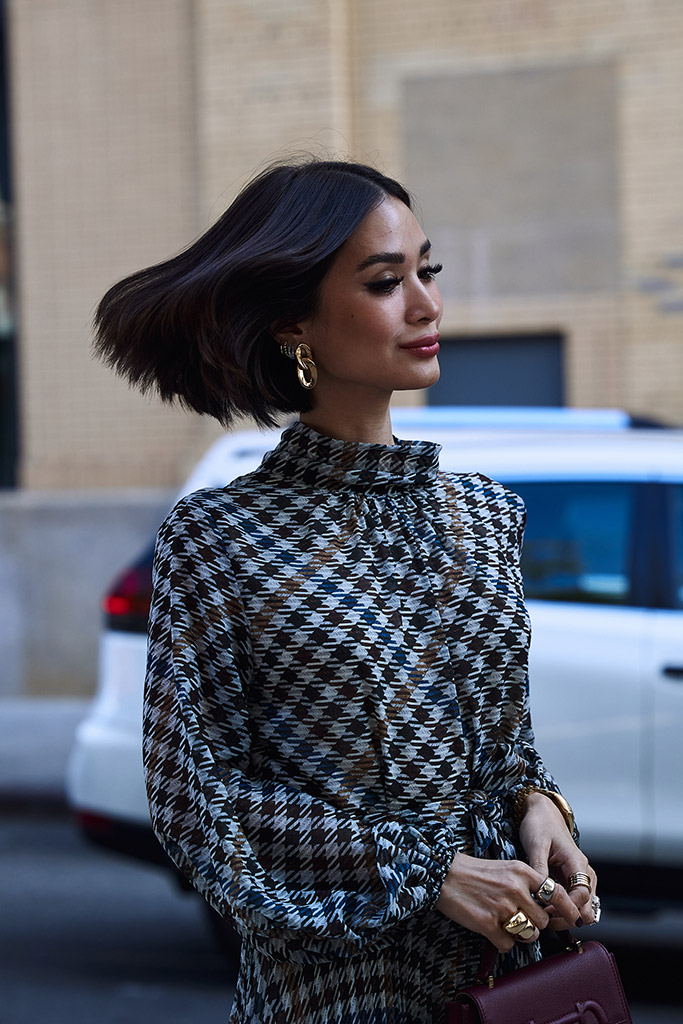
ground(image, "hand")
xmin=435 ymin=852 xmax=584 ymax=953
xmin=518 ymin=791 xmax=598 ymax=929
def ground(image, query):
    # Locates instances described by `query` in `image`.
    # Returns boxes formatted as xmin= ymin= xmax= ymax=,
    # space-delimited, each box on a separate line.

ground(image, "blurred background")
xmin=1 ymin=1 xmax=682 ymax=1021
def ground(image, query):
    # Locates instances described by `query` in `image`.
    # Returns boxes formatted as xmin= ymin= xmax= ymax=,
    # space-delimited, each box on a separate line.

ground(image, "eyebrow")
xmin=356 ymin=238 xmax=431 ymax=273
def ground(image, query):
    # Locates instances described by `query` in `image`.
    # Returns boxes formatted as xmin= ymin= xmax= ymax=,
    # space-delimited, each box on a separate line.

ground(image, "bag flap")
xmin=448 ymin=941 xmax=632 ymax=1024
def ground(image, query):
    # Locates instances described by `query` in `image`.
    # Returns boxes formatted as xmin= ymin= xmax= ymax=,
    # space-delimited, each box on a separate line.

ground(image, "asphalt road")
xmin=1 ymin=812 xmax=236 ymax=1024
xmin=1 ymin=811 xmax=682 ymax=1023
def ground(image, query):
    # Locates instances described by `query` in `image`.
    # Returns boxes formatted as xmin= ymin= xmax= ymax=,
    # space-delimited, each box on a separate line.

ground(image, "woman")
xmin=95 ymin=159 xmax=597 ymax=1023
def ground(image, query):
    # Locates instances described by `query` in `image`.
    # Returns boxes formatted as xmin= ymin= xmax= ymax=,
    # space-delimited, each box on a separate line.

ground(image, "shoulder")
xmin=439 ymin=471 xmax=526 ymax=550
xmin=157 ymin=473 xmax=288 ymax=561
xmin=441 ymin=470 xmax=524 ymax=516
xmin=155 ymin=485 xmax=250 ymax=557
xmin=159 ymin=487 xmax=228 ymax=536
xmin=152 ymin=492 xmax=228 ymax=577
xmin=161 ymin=474 xmax=267 ymax=531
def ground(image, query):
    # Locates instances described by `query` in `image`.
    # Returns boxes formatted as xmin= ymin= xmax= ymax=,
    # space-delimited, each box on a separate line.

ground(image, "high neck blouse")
xmin=258 ymin=421 xmax=441 ymax=491
xmin=144 ymin=421 xmax=560 ymax=1024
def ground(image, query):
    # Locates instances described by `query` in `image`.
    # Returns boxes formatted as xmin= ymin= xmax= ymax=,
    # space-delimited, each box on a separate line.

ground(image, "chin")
xmin=409 ymin=361 xmax=440 ymax=390
xmin=389 ymin=358 xmax=439 ymax=391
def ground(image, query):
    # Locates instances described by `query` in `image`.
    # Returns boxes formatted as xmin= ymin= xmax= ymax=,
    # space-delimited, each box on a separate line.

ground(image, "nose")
xmin=406 ymin=275 xmax=442 ymax=324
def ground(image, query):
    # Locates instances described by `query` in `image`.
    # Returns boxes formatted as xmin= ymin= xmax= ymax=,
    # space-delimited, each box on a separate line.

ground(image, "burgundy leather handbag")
xmin=446 ymin=933 xmax=632 ymax=1024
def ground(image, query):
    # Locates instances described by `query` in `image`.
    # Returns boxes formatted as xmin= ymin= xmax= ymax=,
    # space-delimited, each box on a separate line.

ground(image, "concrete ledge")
xmin=0 ymin=489 xmax=172 ymax=698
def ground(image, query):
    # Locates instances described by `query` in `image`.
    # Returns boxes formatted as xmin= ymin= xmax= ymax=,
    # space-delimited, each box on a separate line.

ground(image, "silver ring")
xmin=591 ymin=895 xmax=602 ymax=924
xmin=532 ymin=876 xmax=556 ymax=906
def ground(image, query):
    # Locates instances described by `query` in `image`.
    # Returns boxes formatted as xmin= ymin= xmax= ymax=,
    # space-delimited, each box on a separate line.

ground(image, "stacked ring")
xmin=568 ymin=871 xmax=592 ymax=893
xmin=532 ymin=876 xmax=556 ymax=906
xmin=503 ymin=910 xmax=536 ymax=941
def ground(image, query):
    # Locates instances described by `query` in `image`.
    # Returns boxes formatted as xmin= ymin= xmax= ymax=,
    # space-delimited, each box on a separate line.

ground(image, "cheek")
xmin=309 ymin=297 xmax=398 ymax=364
xmin=353 ymin=300 xmax=399 ymax=337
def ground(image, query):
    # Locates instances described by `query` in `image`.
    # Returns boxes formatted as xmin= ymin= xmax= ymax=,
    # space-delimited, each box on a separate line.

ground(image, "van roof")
xmin=179 ymin=408 xmax=683 ymax=496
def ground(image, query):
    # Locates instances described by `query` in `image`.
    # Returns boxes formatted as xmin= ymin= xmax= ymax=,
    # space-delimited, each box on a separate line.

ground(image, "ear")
xmin=272 ymin=322 xmax=305 ymax=349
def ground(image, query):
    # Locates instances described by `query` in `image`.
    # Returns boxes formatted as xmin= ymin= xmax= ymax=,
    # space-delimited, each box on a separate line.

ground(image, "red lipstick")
xmin=400 ymin=333 xmax=440 ymax=358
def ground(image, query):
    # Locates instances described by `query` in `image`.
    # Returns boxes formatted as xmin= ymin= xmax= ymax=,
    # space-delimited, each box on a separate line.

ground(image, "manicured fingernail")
xmin=576 ymin=916 xmax=584 ymax=928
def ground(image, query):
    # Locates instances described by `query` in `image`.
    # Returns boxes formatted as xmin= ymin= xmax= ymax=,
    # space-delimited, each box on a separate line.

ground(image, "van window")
xmin=673 ymin=485 xmax=683 ymax=610
xmin=511 ymin=482 xmax=634 ymax=605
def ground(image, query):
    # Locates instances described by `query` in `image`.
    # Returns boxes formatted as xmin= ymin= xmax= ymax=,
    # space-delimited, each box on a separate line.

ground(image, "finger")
xmin=547 ymin=903 xmax=592 ymax=929
xmin=568 ymin=887 xmax=592 ymax=915
xmin=548 ymin=914 xmax=575 ymax=931
xmin=547 ymin=885 xmax=584 ymax=928
xmin=564 ymin=866 xmax=598 ymax=922
xmin=493 ymin=934 xmax=517 ymax=954
xmin=496 ymin=926 xmax=539 ymax=950
xmin=526 ymin=852 xmax=551 ymax=880
xmin=522 ymin=899 xmax=550 ymax=931
xmin=505 ymin=881 xmax=550 ymax=933
xmin=571 ymin=887 xmax=597 ymax=925
xmin=528 ymin=874 xmax=564 ymax=924
xmin=558 ymin=860 xmax=597 ymax=899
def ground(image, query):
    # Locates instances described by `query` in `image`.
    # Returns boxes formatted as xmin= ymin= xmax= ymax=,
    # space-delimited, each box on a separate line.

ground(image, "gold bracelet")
xmin=511 ymin=784 xmax=539 ymax=827
xmin=512 ymin=786 xmax=576 ymax=838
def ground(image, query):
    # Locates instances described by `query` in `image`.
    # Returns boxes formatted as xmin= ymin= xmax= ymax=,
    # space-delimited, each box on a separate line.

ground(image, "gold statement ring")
xmin=503 ymin=911 xmax=536 ymax=940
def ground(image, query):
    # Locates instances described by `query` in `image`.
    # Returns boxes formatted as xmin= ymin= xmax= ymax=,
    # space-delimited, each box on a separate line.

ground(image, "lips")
xmin=400 ymin=333 xmax=440 ymax=356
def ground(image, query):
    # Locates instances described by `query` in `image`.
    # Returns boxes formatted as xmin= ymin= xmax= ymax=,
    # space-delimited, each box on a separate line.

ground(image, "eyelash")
xmin=365 ymin=263 xmax=443 ymax=294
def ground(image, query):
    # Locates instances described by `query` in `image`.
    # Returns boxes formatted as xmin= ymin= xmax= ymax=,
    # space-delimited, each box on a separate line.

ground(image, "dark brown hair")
xmin=93 ymin=159 xmax=411 ymax=428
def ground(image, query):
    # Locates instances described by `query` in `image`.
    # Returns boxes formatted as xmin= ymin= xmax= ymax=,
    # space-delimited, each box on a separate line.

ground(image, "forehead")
xmin=338 ymin=197 xmax=427 ymax=266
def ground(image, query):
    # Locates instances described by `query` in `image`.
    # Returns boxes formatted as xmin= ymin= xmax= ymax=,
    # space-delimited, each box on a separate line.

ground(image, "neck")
xmin=300 ymin=398 xmax=394 ymax=445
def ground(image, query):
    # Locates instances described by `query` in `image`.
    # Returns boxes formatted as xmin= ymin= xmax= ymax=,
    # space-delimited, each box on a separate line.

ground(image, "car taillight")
xmin=103 ymin=545 xmax=154 ymax=634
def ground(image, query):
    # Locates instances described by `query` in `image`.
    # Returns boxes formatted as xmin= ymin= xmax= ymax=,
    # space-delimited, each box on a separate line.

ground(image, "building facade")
xmin=4 ymin=0 xmax=683 ymax=492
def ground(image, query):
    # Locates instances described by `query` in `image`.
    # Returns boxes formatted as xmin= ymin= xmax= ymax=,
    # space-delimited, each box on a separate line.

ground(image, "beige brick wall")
xmin=349 ymin=0 xmax=683 ymax=424
xmin=194 ymin=0 xmax=353 ymax=209
xmin=9 ymin=0 xmax=359 ymax=489
xmin=9 ymin=0 xmax=211 ymax=488
xmin=7 ymin=0 xmax=683 ymax=490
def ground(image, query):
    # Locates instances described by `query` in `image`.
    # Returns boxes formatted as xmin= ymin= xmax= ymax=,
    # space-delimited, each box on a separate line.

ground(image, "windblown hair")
xmin=93 ymin=159 xmax=411 ymax=428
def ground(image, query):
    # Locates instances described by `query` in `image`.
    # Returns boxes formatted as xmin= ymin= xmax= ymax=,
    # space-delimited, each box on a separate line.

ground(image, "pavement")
xmin=0 ymin=697 xmax=91 ymax=810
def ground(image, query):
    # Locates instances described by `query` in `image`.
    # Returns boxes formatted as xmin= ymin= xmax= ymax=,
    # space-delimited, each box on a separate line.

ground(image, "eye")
xmin=365 ymin=275 xmax=404 ymax=295
xmin=418 ymin=262 xmax=443 ymax=282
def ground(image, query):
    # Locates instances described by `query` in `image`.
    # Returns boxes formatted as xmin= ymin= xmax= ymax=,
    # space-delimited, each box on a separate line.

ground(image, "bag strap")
xmin=474 ymin=931 xmax=582 ymax=987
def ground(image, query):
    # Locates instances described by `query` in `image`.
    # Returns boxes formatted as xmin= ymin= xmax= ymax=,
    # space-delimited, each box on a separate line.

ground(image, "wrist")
xmin=512 ymin=785 xmax=578 ymax=841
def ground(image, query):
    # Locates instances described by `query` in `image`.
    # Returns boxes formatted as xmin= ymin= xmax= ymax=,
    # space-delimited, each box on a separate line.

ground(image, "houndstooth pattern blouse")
xmin=143 ymin=421 xmax=561 ymax=1023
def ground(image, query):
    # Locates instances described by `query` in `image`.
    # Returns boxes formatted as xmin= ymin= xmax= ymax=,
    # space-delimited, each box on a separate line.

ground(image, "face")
xmin=284 ymin=196 xmax=443 ymax=409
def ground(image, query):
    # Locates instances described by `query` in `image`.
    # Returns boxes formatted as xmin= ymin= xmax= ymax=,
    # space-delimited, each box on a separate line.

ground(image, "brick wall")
xmin=7 ymin=0 xmax=683 ymax=490
xmin=9 ymin=0 xmax=212 ymax=488
xmin=349 ymin=0 xmax=683 ymax=423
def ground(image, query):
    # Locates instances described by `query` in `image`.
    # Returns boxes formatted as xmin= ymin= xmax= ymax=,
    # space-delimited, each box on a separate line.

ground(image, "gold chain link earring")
xmin=279 ymin=340 xmax=317 ymax=390
xmin=294 ymin=343 xmax=317 ymax=390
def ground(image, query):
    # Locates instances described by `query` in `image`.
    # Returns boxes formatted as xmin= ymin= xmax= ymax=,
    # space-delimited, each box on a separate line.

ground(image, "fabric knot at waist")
xmin=456 ymin=745 xmax=529 ymax=860
xmin=460 ymin=789 xmax=517 ymax=860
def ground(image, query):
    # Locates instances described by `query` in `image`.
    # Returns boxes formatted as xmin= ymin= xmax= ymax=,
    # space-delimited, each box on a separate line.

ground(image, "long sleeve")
xmin=143 ymin=499 xmax=457 ymax=965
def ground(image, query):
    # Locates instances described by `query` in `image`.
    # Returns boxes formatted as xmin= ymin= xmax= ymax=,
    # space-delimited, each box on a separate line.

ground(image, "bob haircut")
xmin=94 ymin=159 xmax=412 ymax=428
